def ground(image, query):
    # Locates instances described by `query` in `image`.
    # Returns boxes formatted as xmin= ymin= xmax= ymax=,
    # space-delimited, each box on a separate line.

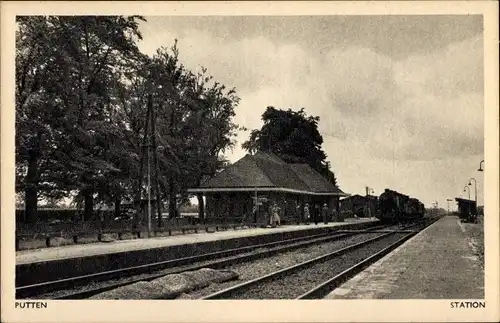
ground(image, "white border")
xmin=1 ymin=2 xmax=499 ymax=323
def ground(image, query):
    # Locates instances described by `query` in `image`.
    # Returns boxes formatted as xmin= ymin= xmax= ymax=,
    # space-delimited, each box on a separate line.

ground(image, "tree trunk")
xmin=83 ymin=188 xmax=94 ymax=221
xmin=150 ymin=97 xmax=162 ymax=228
xmin=24 ymin=157 xmax=39 ymax=223
xmin=133 ymin=98 xmax=152 ymax=228
xmin=168 ymin=101 xmax=177 ymax=220
xmin=197 ymin=193 xmax=205 ymax=223
xmin=24 ymin=137 xmax=41 ymax=223
xmin=113 ymin=195 xmax=121 ymax=227
xmin=168 ymin=177 xmax=177 ymax=219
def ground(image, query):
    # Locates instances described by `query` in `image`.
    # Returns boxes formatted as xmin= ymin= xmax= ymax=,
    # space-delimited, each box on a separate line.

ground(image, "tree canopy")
xmin=242 ymin=106 xmax=338 ymax=187
xmin=16 ymin=16 xmax=240 ymax=223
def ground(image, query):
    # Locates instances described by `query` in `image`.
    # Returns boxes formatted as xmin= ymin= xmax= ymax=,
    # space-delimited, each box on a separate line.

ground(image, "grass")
xmin=460 ymin=216 xmax=484 ymax=269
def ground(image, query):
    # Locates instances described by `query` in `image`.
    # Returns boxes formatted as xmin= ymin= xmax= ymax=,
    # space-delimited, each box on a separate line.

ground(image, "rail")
xmin=202 ymin=218 xmax=438 ymax=299
xmin=17 ymin=224 xmax=388 ymax=299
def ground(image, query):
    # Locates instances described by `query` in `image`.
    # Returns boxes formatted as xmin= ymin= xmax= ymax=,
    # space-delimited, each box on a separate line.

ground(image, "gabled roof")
xmin=288 ymin=163 xmax=343 ymax=194
xmin=197 ymin=153 xmax=275 ymax=188
xmin=189 ymin=151 xmax=346 ymax=196
xmin=252 ymin=152 xmax=310 ymax=192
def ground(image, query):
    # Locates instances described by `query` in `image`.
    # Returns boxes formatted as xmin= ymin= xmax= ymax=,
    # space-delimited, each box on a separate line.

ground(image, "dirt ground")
xmin=457 ymin=216 xmax=484 ymax=269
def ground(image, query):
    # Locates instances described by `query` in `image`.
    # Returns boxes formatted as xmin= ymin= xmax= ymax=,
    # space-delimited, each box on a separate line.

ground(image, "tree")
xmin=16 ymin=17 xmax=241 ymax=226
xmin=16 ymin=16 xmax=145 ymax=222
xmin=16 ymin=16 xmax=65 ymax=222
xmin=139 ymin=43 xmax=240 ymax=222
xmin=179 ymin=69 xmax=240 ymax=220
xmin=242 ymin=106 xmax=339 ymax=187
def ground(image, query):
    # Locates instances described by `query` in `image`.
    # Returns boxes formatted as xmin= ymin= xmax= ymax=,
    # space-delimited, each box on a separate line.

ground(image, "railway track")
xmin=17 ymin=219 xmax=435 ymax=300
xmin=17 ymin=223 xmax=390 ymax=299
xmin=202 ymin=218 xmax=437 ymax=300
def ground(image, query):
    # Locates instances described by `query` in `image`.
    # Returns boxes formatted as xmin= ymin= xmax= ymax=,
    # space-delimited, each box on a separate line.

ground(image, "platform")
xmin=16 ymin=218 xmax=378 ymax=287
xmin=325 ymin=215 xmax=484 ymax=299
xmin=16 ymin=218 xmax=377 ymax=265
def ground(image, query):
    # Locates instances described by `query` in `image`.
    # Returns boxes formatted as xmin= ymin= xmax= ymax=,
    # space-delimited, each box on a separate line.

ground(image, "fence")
xmin=16 ymin=209 xmax=347 ymax=251
xmin=15 ymin=212 xmax=261 ymax=250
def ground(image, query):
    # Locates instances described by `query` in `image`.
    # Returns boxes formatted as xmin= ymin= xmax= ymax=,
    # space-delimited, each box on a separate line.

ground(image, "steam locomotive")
xmin=376 ymin=189 xmax=425 ymax=224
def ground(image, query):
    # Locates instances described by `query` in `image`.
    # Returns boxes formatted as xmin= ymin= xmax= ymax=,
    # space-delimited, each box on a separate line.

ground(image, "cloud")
xmin=389 ymin=35 xmax=484 ymax=160
xmin=137 ymin=17 xmax=484 ymax=206
xmin=394 ymin=34 xmax=483 ymax=98
xmin=139 ymin=26 xmax=483 ymax=163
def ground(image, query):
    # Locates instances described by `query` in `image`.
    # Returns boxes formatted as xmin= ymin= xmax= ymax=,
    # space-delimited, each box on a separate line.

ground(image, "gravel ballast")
xmin=89 ymin=268 xmax=238 ymax=299
xmin=31 ymin=230 xmax=398 ymax=300
xmin=223 ymin=233 xmax=407 ymax=299
xmin=176 ymin=232 xmax=390 ymax=299
xmin=32 ymin=231 xmax=354 ymax=299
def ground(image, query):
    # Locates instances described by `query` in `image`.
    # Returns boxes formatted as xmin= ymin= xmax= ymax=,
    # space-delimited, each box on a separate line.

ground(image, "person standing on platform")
xmin=267 ymin=202 xmax=273 ymax=227
xmin=322 ymin=203 xmax=329 ymax=224
xmin=275 ymin=203 xmax=281 ymax=226
xmin=304 ymin=203 xmax=311 ymax=224
xmin=295 ymin=202 xmax=301 ymax=224
xmin=251 ymin=204 xmax=258 ymax=224
xmin=314 ymin=204 xmax=319 ymax=225
xmin=268 ymin=202 xmax=274 ymax=227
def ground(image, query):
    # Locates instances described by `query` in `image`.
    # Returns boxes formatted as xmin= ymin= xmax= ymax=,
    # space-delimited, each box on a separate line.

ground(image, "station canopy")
xmin=188 ymin=151 xmax=347 ymax=196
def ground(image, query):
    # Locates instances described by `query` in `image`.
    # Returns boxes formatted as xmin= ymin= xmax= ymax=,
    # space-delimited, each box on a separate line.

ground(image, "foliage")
xmin=15 ymin=16 xmax=240 ymax=223
xmin=242 ymin=106 xmax=338 ymax=186
xmin=16 ymin=16 xmax=148 ymax=221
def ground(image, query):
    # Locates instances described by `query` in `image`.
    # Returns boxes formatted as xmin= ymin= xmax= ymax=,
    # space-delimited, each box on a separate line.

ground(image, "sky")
xmin=137 ymin=15 xmax=484 ymax=210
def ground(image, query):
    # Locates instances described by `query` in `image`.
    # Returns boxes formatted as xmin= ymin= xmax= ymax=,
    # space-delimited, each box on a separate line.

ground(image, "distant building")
xmin=455 ymin=197 xmax=477 ymax=218
xmin=340 ymin=194 xmax=378 ymax=217
xmin=187 ymin=151 xmax=347 ymax=225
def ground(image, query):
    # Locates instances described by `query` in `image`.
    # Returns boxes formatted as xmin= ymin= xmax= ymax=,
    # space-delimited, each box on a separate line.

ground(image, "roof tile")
xmin=199 ymin=151 xmax=344 ymax=195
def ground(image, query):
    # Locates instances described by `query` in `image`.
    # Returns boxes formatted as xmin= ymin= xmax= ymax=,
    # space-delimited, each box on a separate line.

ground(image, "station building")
xmin=455 ymin=197 xmax=477 ymax=218
xmin=339 ymin=194 xmax=378 ymax=217
xmin=188 ymin=151 xmax=347 ymax=225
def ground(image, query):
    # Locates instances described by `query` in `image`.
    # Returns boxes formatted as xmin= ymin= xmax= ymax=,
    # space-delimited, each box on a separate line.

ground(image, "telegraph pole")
xmin=134 ymin=94 xmax=163 ymax=237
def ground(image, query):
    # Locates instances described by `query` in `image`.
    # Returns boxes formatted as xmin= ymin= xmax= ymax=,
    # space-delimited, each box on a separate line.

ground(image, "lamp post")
xmin=364 ymin=186 xmax=375 ymax=218
xmin=463 ymin=186 xmax=470 ymax=199
xmin=463 ymin=185 xmax=471 ymax=215
xmin=156 ymin=145 xmax=164 ymax=227
xmin=145 ymin=136 xmax=152 ymax=238
xmin=478 ymin=160 xmax=484 ymax=172
xmin=468 ymin=178 xmax=477 ymax=215
xmin=142 ymin=141 xmax=165 ymax=238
